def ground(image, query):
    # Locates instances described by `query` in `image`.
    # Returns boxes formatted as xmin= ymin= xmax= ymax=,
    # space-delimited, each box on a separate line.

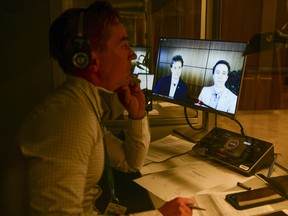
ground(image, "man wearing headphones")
xmin=17 ymin=1 xmax=195 ymax=215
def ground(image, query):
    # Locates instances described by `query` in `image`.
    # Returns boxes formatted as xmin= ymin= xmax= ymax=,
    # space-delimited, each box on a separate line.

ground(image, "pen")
xmin=237 ymin=182 xmax=251 ymax=190
xmin=187 ymin=204 xmax=206 ymax=210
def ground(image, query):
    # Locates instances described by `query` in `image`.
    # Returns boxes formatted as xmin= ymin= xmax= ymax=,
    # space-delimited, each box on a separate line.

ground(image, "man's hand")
xmin=158 ymin=197 xmax=195 ymax=216
xmin=116 ymin=76 xmax=146 ymax=119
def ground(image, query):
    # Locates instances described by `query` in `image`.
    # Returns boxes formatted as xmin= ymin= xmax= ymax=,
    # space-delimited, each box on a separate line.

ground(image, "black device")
xmin=259 ymin=210 xmax=288 ymax=216
xmin=67 ymin=11 xmax=91 ymax=70
xmin=225 ymin=187 xmax=286 ymax=210
xmin=257 ymin=173 xmax=288 ymax=197
xmin=152 ymin=37 xmax=247 ymax=141
xmin=192 ymin=127 xmax=274 ymax=176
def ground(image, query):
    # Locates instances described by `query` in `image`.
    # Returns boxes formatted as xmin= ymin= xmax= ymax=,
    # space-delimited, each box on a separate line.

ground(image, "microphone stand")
xmin=195 ymin=98 xmax=247 ymax=138
xmin=174 ymin=97 xmax=248 ymax=143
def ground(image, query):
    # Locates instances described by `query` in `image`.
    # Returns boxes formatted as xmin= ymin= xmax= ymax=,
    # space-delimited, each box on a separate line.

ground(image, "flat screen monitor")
xmin=152 ymin=37 xmax=247 ymax=140
xmin=131 ymin=46 xmax=150 ymax=74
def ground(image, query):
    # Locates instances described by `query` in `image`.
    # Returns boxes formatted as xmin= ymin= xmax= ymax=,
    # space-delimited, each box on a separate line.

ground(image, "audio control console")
xmin=192 ymin=127 xmax=274 ymax=176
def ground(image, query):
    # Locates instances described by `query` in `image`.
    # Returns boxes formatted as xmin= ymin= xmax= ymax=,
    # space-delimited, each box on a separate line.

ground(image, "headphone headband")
xmin=67 ymin=10 xmax=91 ymax=70
xmin=77 ymin=11 xmax=84 ymax=37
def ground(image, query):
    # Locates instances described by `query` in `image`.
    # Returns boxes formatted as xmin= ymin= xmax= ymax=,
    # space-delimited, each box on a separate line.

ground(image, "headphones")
xmin=67 ymin=11 xmax=91 ymax=70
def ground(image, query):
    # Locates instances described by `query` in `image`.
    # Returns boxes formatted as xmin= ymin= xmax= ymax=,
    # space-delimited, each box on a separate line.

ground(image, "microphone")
xmin=192 ymin=97 xmax=246 ymax=138
xmin=136 ymin=62 xmax=145 ymax=70
xmin=243 ymin=29 xmax=288 ymax=55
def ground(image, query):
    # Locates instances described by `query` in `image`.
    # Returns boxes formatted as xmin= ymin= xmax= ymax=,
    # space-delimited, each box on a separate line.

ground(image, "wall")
xmin=219 ymin=0 xmax=288 ymax=110
xmin=0 ymin=1 xmax=53 ymax=215
xmin=149 ymin=0 xmax=202 ymax=72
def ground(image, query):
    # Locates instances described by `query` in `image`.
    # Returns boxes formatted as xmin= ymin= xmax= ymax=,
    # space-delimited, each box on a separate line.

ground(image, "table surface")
xmin=106 ymin=107 xmax=288 ymax=214
xmin=145 ymin=109 xmax=288 ymax=213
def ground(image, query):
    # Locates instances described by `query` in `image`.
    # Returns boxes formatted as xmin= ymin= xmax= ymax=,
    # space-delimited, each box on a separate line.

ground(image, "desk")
xmin=106 ymin=108 xmax=288 ymax=214
xmin=139 ymin=137 xmax=288 ymax=215
xmin=143 ymin=109 xmax=288 ymax=214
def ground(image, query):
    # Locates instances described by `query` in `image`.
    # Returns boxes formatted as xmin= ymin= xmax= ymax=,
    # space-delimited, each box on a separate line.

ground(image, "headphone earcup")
xmin=69 ymin=36 xmax=91 ymax=69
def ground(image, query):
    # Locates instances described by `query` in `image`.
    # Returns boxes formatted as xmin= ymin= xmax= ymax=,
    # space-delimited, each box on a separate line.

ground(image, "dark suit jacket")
xmin=153 ymin=75 xmax=189 ymax=101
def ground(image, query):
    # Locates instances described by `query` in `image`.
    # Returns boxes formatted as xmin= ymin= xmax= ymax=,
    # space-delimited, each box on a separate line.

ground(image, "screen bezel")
xmin=152 ymin=37 xmax=247 ymax=118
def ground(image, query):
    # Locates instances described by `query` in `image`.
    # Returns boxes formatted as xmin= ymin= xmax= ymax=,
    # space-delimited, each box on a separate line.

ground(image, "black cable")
xmin=184 ymin=106 xmax=204 ymax=131
xmin=196 ymin=99 xmax=246 ymax=137
xmin=267 ymin=154 xmax=278 ymax=177
xmin=143 ymin=149 xmax=194 ymax=167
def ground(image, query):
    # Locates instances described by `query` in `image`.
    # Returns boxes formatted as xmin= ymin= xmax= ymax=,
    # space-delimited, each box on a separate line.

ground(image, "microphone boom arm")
xmin=196 ymin=99 xmax=246 ymax=137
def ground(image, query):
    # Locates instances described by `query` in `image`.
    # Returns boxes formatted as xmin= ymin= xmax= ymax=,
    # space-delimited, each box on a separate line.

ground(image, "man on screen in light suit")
xmin=198 ymin=60 xmax=237 ymax=114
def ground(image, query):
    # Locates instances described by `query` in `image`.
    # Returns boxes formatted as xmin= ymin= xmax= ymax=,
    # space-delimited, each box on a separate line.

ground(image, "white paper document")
xmin=135 ymin=164 xmax=274 ymax=215
xmin=192 ymin=193 xmax=274 ymax=216
xmin=145 ymin=134 xmax=195 ymax=163
xmin=135 ymin=161 xmax=253 ymax=202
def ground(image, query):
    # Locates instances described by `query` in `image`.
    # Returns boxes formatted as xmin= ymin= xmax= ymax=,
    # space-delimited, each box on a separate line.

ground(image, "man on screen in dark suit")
xmin=154 ymin=55 xmax=189 ymax=101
